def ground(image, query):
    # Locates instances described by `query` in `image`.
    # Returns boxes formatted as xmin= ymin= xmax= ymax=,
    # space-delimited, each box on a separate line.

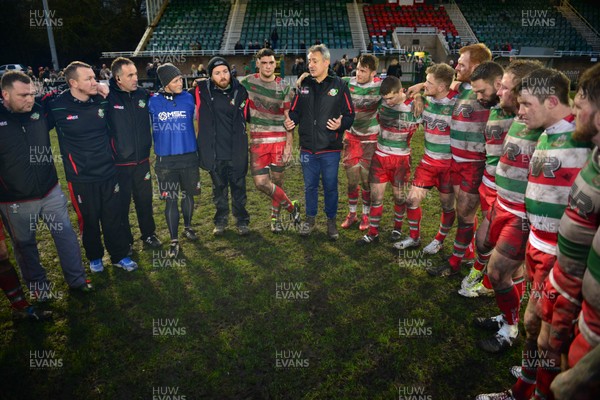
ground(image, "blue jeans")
xmin=0 ymin=184 xmax=87 ymax=290
xmin=300 ymin=151 xmax=341 ymax=219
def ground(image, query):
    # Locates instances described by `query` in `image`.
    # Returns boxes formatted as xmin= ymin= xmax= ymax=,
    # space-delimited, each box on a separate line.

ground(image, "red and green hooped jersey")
xmin=421 ymin=91 xmax=458 ymax=167
xmin=450 ymin=82 xmax=490 ymax=162
xmin=580 ymin=225 xmax=600 ymax=344
xmin=376 ymin=99 xmax=420 ymax=157
xmin=586 ymin=223 xmax=600 ymax=300
xmin=239 ymin=74 xmax=292 ymax=144
xmin=343 ymin=76 xmax=381 ymax=142
xmin=555 ymin=146 xmax=600 ymax=279
xmin=482 ymin=106 xmax=515 ymax=190
xmin=496 ymin=118 xmax=543 ymax=217
xmin=526 ymin=116 xmax=592 ymax=255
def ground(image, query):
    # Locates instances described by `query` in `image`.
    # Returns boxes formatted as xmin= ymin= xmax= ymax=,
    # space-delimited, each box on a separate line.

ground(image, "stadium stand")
xmin=146 ymin=0 xmax=230 ymax=51
xmin=240 ymin=0 xmax=352 ymax=49
xmin=363 ymin=3 xmax=458 ymax=50
xmin=570 ymin=0 xmax=600 ymax=32
xmin=457 ymin=0 xmax=593 ymax=52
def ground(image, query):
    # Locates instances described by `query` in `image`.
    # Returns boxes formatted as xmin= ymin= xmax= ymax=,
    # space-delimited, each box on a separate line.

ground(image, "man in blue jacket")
xmin=107 ymin=57 xmax=161 ymax=253
xmin=194 ymin=57 xmax=251 ymax=236
xmin=285 ymin=45 xmax=355 ymax=240
xmin=149 ymin=63 xmax=199 ymax=258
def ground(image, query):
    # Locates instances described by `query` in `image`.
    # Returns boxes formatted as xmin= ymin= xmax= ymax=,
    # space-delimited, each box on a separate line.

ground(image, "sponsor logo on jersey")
xmin=113 ymin=104 xmax=124 ymax=110
xmin=66 ymin=115 xmax=79 ymax=120
xmin=158 ymin=111 xmax=186 ymax=121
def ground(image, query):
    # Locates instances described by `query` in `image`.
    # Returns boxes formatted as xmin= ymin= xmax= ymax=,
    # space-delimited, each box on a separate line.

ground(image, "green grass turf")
xmin=0 ymin=126 xmax=525 ymax=399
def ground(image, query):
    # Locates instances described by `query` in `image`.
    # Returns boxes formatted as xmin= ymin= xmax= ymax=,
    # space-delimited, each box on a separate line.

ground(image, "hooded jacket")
xmin=193 ymin=78 xmax=250 ymax=172
xmin=106 ymin=78 xmax=152 ymax=165
xmin=288 ymin=74 xmax=355 ymax=153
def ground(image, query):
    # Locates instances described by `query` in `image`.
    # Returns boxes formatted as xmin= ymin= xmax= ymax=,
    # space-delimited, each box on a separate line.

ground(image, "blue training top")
xmin=149 ymin=91 xmax=197 ymax=156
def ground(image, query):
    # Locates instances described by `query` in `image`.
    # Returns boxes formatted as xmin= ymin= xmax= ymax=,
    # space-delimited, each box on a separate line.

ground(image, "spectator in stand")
xmin=335 ymin=58 xmax=348 ymax=77
xmin=198 ymin=64 xmax=207 ymax=77
xmin=235 ymin=41 xmax=244 ymax=51
xmin=231 ymin=64 xmax=238 ymax=79
xmin=99 ymin=64 xmax=111 ymax=80
xmin=270 ymin=28 xmax=279 ymax=50
xmin=387 ymin=58 xmax=402 ymax=78
xmin=292 ymin=57 xmax=307 ymax=78
xmin=299 ymin=41 xmax=306 ymax=50
xmin=414 ymin=58 xmax=425 ymax=84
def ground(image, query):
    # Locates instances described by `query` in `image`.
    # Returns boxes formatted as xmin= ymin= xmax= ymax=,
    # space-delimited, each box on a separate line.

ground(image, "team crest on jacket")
xmin=551 ymin=134 xmax=567 ymax=148
xmin=239 ymin=99 xmax=247 ymax=109
xmin=114 ymin=183 xmax=120 ymax=193
xmin=138 ymin=99 xmax=146 ymax=108
xmin=98 ymin=109 xmax=105 ymax=118
xmin=328 ymin=88 xmax=338 ymax=96
xmin=30 ymin=112 xmax=40 ymax=120
xmin=144 ymin=172 xmax=151 ymax=181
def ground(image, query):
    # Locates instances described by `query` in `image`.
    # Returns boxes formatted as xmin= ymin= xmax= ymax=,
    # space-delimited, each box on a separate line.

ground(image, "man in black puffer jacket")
xmin=106 ymin=57 xmax=161 ymax=252
xmin=285 ymin=44 xmax=355 ymax=240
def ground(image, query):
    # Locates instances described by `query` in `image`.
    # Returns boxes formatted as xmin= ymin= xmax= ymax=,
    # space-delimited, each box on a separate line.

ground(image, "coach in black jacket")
xmin=285 ymin=45 xmax=355 ymax=240
xmin=49 ymin=61 xmax=136 ymax=273
xmin=0 ymin=71 xmax=89 ymax=294
xmin=107 ymin=57 xmax=161 ymax=251
xmin=194 ymin=56 xmax=251 ymax=236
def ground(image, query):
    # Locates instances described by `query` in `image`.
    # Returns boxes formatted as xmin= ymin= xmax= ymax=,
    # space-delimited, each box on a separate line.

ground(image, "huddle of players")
xmin=338 ymin=44 xmax=599 ymax=399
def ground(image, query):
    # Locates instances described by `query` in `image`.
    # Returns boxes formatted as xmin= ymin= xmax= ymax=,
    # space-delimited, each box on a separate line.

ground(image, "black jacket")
xmin=0 ymin=102 xmax=59 ymax=202
xmin=49 ymin=91 xmax=116 ymax=183
xmin=106 ymin=78 xmax=152 ymax=165
xmin=288 ymin=74 xmax=355 ymax=153
xmin=193 ymin=78 xmax=250 ymax=172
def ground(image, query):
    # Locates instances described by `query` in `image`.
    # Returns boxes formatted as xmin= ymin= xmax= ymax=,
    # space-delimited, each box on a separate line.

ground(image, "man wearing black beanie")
xmin=193 ymin=56 xmax=251 ymax=236
xmin=149 ymin=63 xmax=199 ymax=258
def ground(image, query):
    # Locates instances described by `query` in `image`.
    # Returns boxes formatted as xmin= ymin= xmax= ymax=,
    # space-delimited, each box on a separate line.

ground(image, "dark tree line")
xmin=0 ymin=0 xmax=146 ymax=69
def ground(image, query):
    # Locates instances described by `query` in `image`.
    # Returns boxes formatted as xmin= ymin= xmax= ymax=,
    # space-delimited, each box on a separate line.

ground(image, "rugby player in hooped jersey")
xmin=549 ymin=64 xmax=600 ymax=400
xmin=393 ymin=63 xmax=458 ymax=252
xmin=355 ymin=76 xmax=420 ymax=245
xmin=468 ymin=61 xmax=545 ymax=354
xmin=425 ymin=43 xmax=494 ymax=277
xmin=339 ymin=54 xmax=383 ymax=232
xmin=458 ymin=61 xmax=509 ymax=298
xmin=476 ymin=68 xmax=592 ymax=400
xmin=239 ymin=48 xmax=301 ymax=233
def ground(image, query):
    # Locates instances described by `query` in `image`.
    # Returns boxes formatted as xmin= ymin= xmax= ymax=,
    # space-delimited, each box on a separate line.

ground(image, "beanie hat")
xmin=157 ymin=63 xmax=182 ymax=86
xmin=207 ymin=56 xmax=230 ymax=77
